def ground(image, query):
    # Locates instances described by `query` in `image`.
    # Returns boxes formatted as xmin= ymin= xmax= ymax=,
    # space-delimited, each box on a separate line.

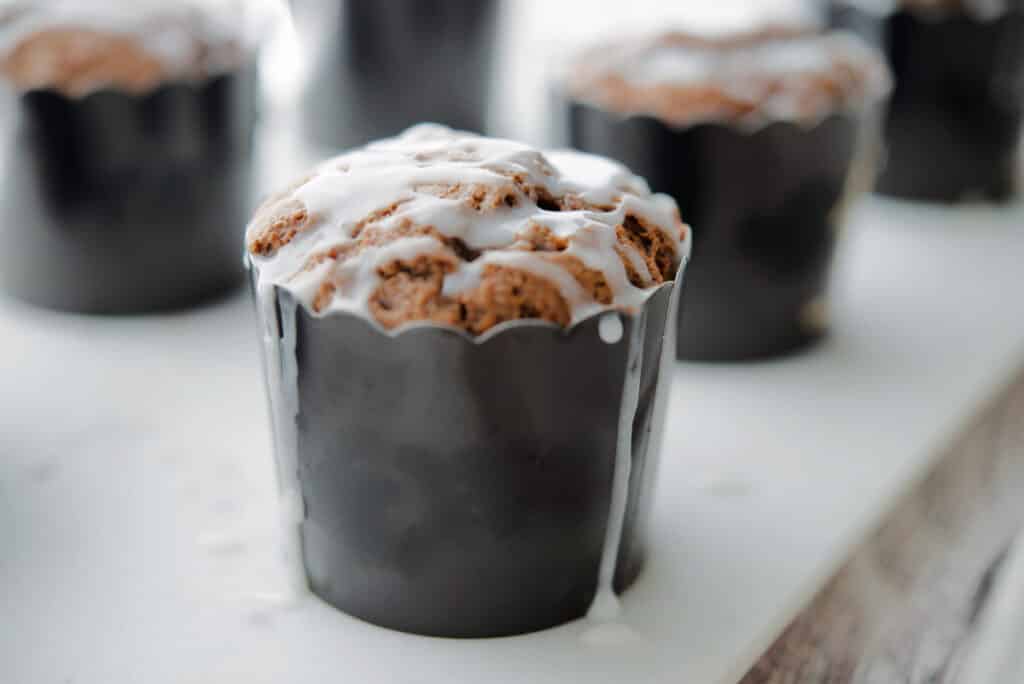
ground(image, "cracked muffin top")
xmin=247 ymin=125 xmax=691 ymax=336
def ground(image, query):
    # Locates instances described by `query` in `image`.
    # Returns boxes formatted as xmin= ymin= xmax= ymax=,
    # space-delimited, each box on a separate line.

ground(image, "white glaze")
xmin=254 ymin=280 xmax=309 ymax=598
xmin=248 ymin=125 xmax=690 ymax=328
xmin=580 ymin=621 xmax=643 ymax=647
xmin=628 ymin=257 xmax=685 ymax=584
xmin=598 ymin=313 xmax=624 ymax=345
xmin=0 ymin=0 xmax=273 ymax=79
xmin=625 ymin=37 xmax=855 ymax=87
xmin=568 ymin=30 xmax=892 ymax=129
xmin=586 ymin=310 xmax=646 ymax=630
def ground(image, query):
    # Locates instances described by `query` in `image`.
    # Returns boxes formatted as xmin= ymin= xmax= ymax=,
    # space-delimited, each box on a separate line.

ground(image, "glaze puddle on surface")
xmin=581 ymin=621 xmax=643 ymax=647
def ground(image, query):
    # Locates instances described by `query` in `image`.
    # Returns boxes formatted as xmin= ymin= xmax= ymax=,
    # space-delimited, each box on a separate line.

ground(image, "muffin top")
xmin=0 ymin=0 xmax=265 ymax=96
xmin=565 ymin=28 xmax=891 ymax=129
xmin=247 ymin=125 xmax=690 ymax=336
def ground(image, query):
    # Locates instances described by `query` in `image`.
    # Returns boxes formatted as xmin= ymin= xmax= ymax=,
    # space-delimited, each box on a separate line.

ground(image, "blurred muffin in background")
xmin=830 ymin=0 xmax=1024 ymax=202
xmin=293 ymin=0 xmax=498 ymax=150
xmin=0 ymin=0 xmax=268 ymax=313
xmin=564 ymin=28 xmax=890 ymax=361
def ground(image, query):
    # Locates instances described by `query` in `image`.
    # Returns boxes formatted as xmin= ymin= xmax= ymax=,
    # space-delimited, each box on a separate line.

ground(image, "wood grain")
xmin=741 ymin=371 xmax=1024 ymax=684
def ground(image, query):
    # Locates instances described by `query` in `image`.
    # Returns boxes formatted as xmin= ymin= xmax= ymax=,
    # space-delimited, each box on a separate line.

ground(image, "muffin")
xmin=832 ymin=0 xmax=1024 ymax=202
xmin=0 ymin=1 xmax=264 ymax=313
xmin=246 ymin=125 xmax=690 ymax=638
xmin=295 ymin=0 xmax=498 ymax=150
xmin=564 ymin=28 xmax=890 ymax=361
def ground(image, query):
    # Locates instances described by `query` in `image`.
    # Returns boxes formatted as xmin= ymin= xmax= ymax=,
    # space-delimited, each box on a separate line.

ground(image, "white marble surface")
xmin=2 ymin=196 xmax=1023 ymax=684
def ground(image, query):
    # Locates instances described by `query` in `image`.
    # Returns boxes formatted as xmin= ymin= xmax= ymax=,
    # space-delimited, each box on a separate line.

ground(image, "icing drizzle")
xmin=566 ymin=29 xmax=892 ymax=129
xmin=247 ymin=125 xmax=690 ymax=331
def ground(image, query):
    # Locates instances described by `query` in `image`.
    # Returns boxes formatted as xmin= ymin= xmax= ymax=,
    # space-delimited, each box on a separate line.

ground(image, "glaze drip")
xmin=254 ymin=280 xmax=308 ymax=597
xmin=588 ymin=310 xmax=646 ymax=625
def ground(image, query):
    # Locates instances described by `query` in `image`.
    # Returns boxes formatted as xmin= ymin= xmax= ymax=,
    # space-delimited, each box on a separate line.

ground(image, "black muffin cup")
xmin=0 ymin=66 xmax=258 ymax=313
xmin=833 ymin=5 xmax=1024 ymax=202
xmin=568 ymin=101 xmax=866 ymax=362
xmin=296 ymin=0 xmax=498 ymax=149
xmin=827 ymin=1 xmax=888 ymax=49
xmin=251 ymin=264 xmax=683 ymax=638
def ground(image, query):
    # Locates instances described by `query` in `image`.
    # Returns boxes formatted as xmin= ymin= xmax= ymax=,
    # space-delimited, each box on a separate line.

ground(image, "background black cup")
xmin=0 ymin=68 xmax=259 ymax=314
xmin=258 ymin=278 xmax=677 ymax=638
xmin=832 ymin=4 xmax=1024 ymax=202
xmin=295 ymin=0 xmax=498 ymax=150
xmin=569 ymin=102 xmax=864 ymax=362
xmin=827 ymin=1 xmax=888 ymax=48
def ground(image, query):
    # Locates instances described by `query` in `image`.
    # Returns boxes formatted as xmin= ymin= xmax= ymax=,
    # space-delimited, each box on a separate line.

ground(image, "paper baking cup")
xmin=0 ymin=66 xmax=258 ymax=313
xmin=568 ymin=101 xmax=867 ymax=361
xmin=250 ymin=262 xmax=684 ymax=638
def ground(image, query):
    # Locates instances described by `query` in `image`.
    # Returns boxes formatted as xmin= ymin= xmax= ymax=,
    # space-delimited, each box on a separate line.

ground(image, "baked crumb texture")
xmin=248 ymin=126 xmax=689 ymax=335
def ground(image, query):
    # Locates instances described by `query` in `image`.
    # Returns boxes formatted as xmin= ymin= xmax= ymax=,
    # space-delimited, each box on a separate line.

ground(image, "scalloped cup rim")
xmin=8 ymin=59 xmax=256 ymax=102
xmin=267 ymin=263 xmax=685 ymax=346
xmin=841 ymin=2 xmax=1024 ymax=22
xmin=567 ymin=95 xmax=887 ymax=136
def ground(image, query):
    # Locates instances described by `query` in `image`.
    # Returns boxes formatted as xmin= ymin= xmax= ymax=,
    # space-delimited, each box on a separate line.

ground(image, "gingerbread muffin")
xmin=247 ymin=125 xmax=690 ymax=638
xmin=832 ymin=0 xmax=1024 ymax=201
xmin=0 ymin=1 xmax=266 ymax=312
xmin=564 ymin=28 xmax=890 ymax=361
